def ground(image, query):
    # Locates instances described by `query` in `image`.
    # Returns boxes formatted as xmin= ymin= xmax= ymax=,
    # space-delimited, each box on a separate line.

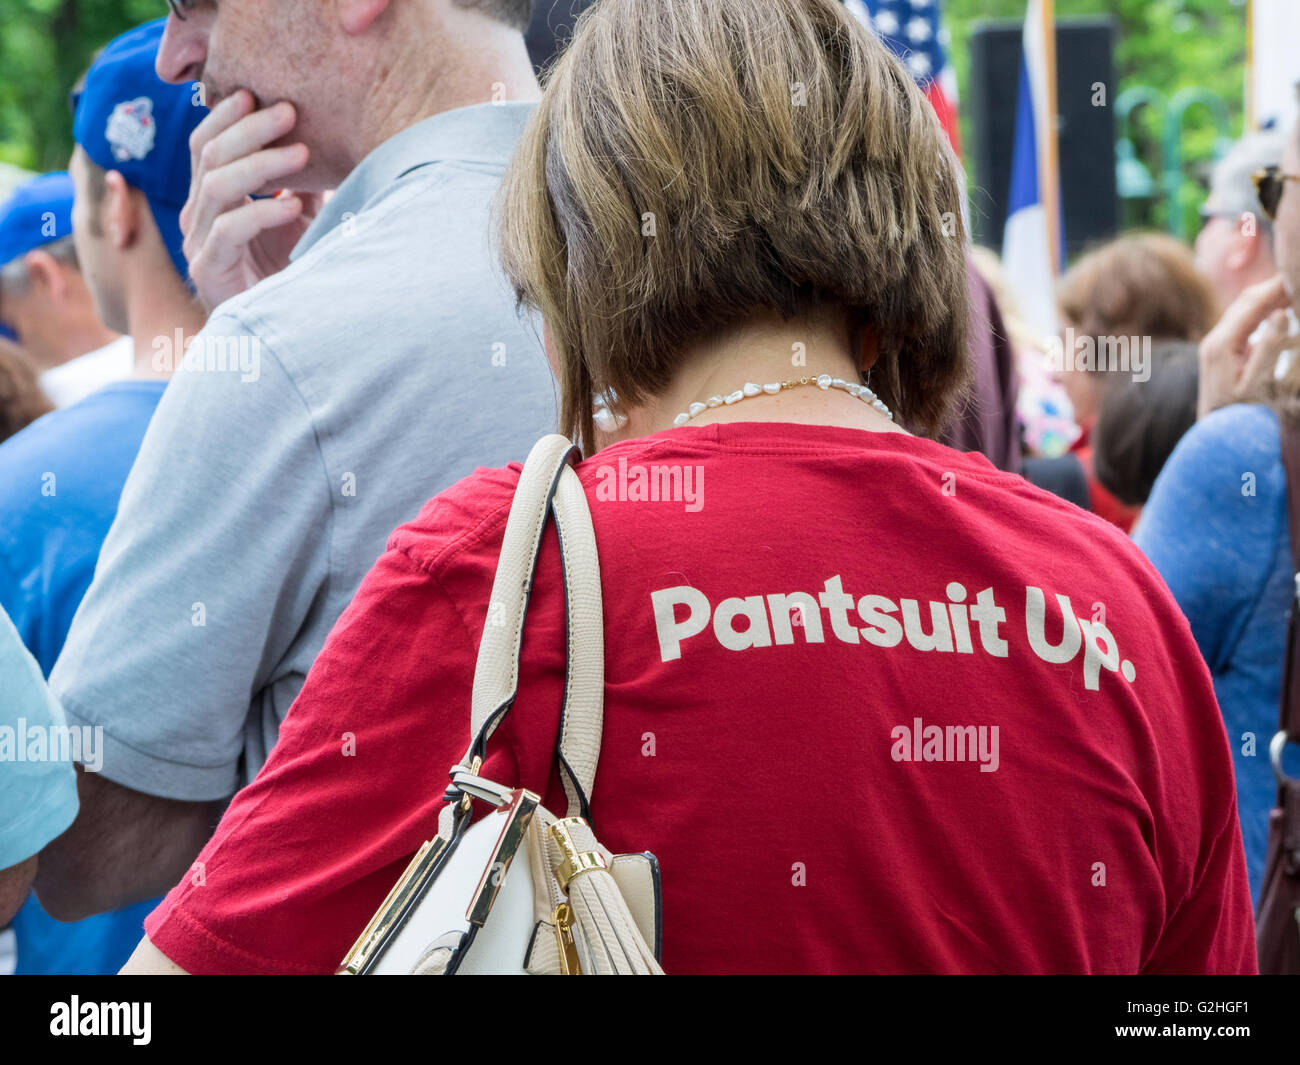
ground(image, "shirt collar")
xmin=292 ymin=101 xmax=536 ymax=261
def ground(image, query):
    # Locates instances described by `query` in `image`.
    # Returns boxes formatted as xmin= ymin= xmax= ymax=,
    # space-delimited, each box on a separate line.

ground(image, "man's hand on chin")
xmin=182 ymin=88 xmax=318 ymax=311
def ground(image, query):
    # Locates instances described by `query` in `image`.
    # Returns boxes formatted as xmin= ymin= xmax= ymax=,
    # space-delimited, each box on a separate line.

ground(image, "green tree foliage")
xmin=0 ymin=0 xmax=164 ymax=171
xmin=944 ymin=0 xmax=1248 ymax=238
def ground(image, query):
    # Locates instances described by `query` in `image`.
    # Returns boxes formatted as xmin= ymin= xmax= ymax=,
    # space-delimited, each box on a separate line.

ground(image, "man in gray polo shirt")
xmin=37 ymin=0 xmax=555 ymax=920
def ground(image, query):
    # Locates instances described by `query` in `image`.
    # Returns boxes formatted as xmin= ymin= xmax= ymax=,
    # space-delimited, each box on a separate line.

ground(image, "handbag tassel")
xmin=566 ymin=867 xmax=663 ymax=975
xmin=549 ymin=817 xmax=662 ymax=974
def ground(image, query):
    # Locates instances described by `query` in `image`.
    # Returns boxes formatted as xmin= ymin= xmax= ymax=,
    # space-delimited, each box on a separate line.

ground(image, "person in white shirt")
xmin=0 ymin=174 xmax=128 ymax=408
xmin=36 ymin=333 xmax=135 ymax=409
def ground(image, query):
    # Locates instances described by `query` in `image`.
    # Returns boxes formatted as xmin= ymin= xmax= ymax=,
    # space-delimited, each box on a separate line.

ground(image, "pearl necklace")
xmin=671 ymin=373 xmax=893 ymax=428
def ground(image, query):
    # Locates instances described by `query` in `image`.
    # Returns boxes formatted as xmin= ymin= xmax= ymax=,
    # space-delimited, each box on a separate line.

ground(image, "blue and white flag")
xmin=1002 ymin=0 xmax=1061 ymax=338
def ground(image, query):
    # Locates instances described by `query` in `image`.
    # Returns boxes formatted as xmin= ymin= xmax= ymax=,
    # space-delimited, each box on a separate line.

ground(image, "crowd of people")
xmin=0 ymin=0 xmax=1293 ymax=975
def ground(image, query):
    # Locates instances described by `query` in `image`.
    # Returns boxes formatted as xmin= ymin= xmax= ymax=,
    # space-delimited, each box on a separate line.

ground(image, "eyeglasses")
xmin=1253 ymin=166 xmax=1300 ymax=221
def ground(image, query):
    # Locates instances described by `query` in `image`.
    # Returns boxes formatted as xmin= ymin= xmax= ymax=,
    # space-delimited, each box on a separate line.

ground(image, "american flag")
xmin=844 ymin=0 xmax=962 ymax=156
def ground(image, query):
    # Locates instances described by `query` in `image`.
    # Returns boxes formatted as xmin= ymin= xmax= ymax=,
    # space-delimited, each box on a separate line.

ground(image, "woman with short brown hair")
xmin=1052 ymin=233 xmax=1220 ymax=531
xmin=498 ymin=0 xmax=970 ymax=450
xmin=132 ymin=0 xmax=1253 ymax=975
xmin=1056 ymin=232 xmax=1221 ymax=355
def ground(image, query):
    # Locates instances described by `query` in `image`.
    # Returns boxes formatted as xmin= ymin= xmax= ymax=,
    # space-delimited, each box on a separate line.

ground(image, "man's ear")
xmin=338 ymin=0 xmax=392 ymax=36
xmin=103 ymin=170 xmax=142 ymax=252
xmin=22 ymin=249 xmax=66 ymax=300
xmin=1239 ymin=225 xmax=1277 ymax=275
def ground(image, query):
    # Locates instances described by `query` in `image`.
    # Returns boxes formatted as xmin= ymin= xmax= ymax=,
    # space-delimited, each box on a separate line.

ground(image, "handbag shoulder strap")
xmin=1276 ymin=413 xmax=1300 ymax=741
xmin=453 ymin=434 xmax=604 ymax=820
xmin=548 ymin=461 xmax=606 ymax=815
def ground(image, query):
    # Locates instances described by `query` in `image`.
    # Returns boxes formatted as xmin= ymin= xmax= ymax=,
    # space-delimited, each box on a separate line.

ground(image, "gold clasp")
xmin=550 ymin=817 xmax=607 ymax=893
xmin=552 ymin=903 xmax=581 ymax=975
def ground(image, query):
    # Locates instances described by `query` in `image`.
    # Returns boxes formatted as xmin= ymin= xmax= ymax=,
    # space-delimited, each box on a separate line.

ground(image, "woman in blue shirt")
xmin=1137 ymin=272 xmax=1300 ymax=902
xmin=1136 ymin=402 xmax=1291 ymax=903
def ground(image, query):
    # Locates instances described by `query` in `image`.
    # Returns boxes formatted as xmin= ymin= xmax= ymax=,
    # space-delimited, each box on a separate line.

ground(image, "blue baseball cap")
xmin=0 ymin=171 xmax=75 ymax=269
xmin=72 ymin=19 xmax=208 ymax=283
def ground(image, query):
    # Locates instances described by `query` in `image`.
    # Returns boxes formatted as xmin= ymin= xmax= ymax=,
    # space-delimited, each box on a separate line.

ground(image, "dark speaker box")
xmin=968 ymin=17 xmax=1118 ymax=261
xmin=526 ymin=0 xmax=598 ymax=76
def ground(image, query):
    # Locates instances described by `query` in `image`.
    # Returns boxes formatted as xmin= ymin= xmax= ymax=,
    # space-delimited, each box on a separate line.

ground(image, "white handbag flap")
xmin=371 ymin=797 xmax=537 ymax=975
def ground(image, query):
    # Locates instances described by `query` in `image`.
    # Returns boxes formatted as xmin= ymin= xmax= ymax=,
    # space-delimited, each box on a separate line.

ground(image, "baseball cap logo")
xmin=105 ymin=97 xmax=156 ymax=162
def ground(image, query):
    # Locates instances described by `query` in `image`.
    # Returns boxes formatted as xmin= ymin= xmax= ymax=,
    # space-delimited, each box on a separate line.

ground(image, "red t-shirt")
xmin=144 ymin=422 xmax=1256 ymax=974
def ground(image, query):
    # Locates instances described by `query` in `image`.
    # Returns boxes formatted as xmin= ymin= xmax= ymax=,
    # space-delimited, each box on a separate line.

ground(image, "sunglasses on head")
xmin=1253 ymin=166 xmax=1300 ymax=221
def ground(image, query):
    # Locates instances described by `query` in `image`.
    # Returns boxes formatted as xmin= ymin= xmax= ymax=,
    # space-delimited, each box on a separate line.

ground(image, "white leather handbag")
xmin=337 ymin=436 xmax=664 ymax=975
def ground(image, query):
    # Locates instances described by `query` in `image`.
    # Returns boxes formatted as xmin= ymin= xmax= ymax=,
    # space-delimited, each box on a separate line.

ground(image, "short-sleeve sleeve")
xmin=142 ymin=544 xmax=489 ymax=974
xmin=49 ymin=315 xmax=333 ymax=801
xmin=1134 ymin=404 xmax=1286 ymax=672
xmin=0 ymin=605 xmax=78 ymax=869
xmin=1142 ymin=797 xmax=1257 ymax=974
